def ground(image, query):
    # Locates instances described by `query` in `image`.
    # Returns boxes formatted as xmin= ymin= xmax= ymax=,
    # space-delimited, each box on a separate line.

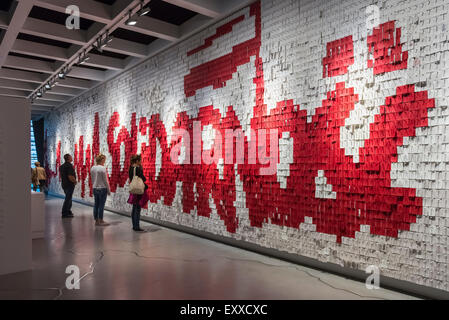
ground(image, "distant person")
xmin=90 ymin=154 xmax=111 ymax=226
xmin=127 ymin=154 xmax=149 ymax=232
xmin=34 ymin=162 xmax=47 ymax=193
xmin=59 ymin=154 xmax=77 ymax=218
xmin=31 ymin=167 xmax=39 ymax=191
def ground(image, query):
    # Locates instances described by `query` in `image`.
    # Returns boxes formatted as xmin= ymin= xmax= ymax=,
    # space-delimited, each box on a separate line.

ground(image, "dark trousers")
xmin=131 ymin=204 xmax=141 ymax=230
xmin=62 ymin=185 xmax=75 ymax=216
xmin=39 ymin=180 xmax=46 ymax=193
xmin=93 ymin=188 xmax=107 ymax=220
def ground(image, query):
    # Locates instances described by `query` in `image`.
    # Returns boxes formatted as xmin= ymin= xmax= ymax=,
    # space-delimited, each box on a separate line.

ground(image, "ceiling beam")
xmin=37 ymin=93 xmax=67 ymax=102
xmin=0 ymin=68 xmax=46 ymax=83
xmin=3 ymin=55 xmax=56 ymax=74
xmin=123 ymin=16 xmax=180 ymax=41
xmin=0 ymin=0 xmax=36 ymax=67
xmin=102 ymin=38 xmax=148 ymax=58
xmin=57 ymin=77 xmax=97 ymax=90
xmin=0 ymin=11 xmax=9 ymax=29
xmin=5 ymin=56 xmax=105 ymax=81
xmin=11 ymin=40 xmax=125 ymax=71
xmin=33 ymin=99 xmax=60 ymax=106
xmin=32 ymin=105 xmax=54 ymax=111
xmin=162 ymin=0 xmax=222 ymax=18
xmin=34 ymin=0 xmax=113 ymax=25
xmin=21 ymin=18 xmax=88 ymax=46
xmin=83 ymin=54 xmax=125 ymax=71
xmin=0 ymin=78 xmax=38 ymax=91
xmin=69 ymin=67 xmax=106 ymax=81
xmin=11 ymin=39 xmax=69 ymax=62
xmin=46 ymin=86 xmax=83 ymax=97
xmin=0 ymin=88 xmax=30 ymax=98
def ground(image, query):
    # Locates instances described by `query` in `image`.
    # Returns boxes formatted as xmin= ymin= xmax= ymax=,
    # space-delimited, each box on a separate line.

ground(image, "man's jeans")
xmin=62 ymin=185 xmax=75 ymax=216
xmin=93 ymin=188 xmax=108 ymax=220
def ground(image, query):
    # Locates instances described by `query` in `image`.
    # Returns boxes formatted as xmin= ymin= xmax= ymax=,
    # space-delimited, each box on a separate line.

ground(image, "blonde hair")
xmin=96 ymin=154 xmax=106 ymax=164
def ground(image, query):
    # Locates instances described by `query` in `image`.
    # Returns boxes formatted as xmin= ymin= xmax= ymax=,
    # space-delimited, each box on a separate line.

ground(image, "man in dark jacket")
xmin=59 ymin=154 xmax=77 ymax=218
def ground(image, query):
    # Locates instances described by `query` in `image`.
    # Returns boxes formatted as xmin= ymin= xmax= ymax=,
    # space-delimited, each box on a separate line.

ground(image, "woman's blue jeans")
xmin=93 ymin=188 xmax=108 ymax=220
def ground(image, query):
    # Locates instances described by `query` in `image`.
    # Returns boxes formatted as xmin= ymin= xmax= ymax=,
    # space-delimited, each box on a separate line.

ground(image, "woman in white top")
xmin=91 ymin=154 xmax=111 ymax=226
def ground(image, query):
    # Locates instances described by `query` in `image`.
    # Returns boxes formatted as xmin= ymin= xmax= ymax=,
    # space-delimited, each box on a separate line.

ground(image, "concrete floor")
xmin=0 ymin=197 xmax=418 ymax=300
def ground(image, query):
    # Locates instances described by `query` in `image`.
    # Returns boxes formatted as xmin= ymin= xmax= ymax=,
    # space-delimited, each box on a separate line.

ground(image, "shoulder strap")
xmin=133 ymin=166 xmax=136 ymax=176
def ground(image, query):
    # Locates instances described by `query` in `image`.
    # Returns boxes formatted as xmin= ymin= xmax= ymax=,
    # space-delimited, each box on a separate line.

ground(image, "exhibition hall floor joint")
xmin=0 ymin=197 xmax=418 ymax=300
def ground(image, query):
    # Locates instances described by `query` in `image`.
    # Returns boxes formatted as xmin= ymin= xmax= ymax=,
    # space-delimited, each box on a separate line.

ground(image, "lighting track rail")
xmin=29 ymin=0 xmax=152 ymax=104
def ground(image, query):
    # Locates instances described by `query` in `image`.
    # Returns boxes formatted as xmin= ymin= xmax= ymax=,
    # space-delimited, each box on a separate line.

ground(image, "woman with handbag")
xmin=127 ymin=154 xmax=149 ymax=232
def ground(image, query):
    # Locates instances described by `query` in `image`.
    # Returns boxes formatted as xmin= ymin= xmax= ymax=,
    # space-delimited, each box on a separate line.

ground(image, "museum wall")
xmin=0 ymin=96 xmax=32 ymax=275
xmin=44 ymin=0 xmax=449 ymax=292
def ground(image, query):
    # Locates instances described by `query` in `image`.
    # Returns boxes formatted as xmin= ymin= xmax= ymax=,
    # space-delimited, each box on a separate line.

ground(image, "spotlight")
xmin=102 ymin=30 xmax=113 ymax=48
xmin=36 ymin=91 xmax=42 ymax=97
xmin=94 ymin=38 xmax=103 ymax=52
xmin=138 ymin=2 xmax=151 ymax=16
xmin=125 ymin=11 xmax=138 ymax=26
xmin=94 ymin=30 xmax=114 ymax=53
xmin=79 ymin=51 xmax=90 ymax=65
xmin=59 ymin=66 xmax=69 ymax=79
xmin=45 ymin=83 xmax=51 ymax=90
xmin=103 ymin=34 xmax=113 ymax=47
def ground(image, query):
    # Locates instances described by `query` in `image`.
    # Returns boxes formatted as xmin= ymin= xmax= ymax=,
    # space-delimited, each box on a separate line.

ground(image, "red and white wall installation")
xmin=44 ymin=0 xmax=449 ymax=292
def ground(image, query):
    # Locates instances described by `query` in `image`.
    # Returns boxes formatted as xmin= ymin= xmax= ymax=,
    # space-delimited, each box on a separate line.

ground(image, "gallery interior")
xmin=0 ymin=0 xmax=448 ymax=301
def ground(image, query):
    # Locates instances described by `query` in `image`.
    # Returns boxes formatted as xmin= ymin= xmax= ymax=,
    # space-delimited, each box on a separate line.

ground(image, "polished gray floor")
xmin=0 ymin=197 xmax=418 ymax=300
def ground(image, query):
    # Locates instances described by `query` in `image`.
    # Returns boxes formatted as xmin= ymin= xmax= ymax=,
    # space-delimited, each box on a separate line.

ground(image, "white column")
xmin=0 ymin=96 xmax=32 ymax=275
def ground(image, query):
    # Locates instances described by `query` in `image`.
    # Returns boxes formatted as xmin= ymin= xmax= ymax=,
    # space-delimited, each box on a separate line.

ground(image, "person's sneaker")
xmin=133 ymin=228 xmax=145 ymax=232
xmin=62 ymin=215 xmax=74 ymax=219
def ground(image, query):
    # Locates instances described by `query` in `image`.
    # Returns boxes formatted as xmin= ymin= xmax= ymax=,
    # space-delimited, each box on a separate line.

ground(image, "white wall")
xmin=0 ymin=96 xmax=31 ymax=275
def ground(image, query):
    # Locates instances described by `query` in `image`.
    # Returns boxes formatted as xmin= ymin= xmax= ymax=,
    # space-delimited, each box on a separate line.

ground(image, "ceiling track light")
xmin=138 ymin=1 xmax=151 ymax=16
xmin=125 ymin=10 xmax=138 ymax=26
xmin=94 ymin=38 xmax=103 ymax=52
xmin=93 ymin=29 xmax=114 ymax=53
xmin=59 ymin=66 xmax=71 ymax=79
xmin=58 ymin=69 xmax=66 ymax=79
xmin=79 ymin=51 xmax=90 ymax=65
xmin=103 ymin=30 xmax=113 ymax=45
xmin=30 ymin=2 xmax=150 ymax=104
xmin=104 ymin=33 xmax=113 ymax=47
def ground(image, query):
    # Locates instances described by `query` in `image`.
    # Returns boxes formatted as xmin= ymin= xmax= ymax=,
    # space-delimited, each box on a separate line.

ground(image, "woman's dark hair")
xmin=130 ymin=154 xmax=142 ymax=165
